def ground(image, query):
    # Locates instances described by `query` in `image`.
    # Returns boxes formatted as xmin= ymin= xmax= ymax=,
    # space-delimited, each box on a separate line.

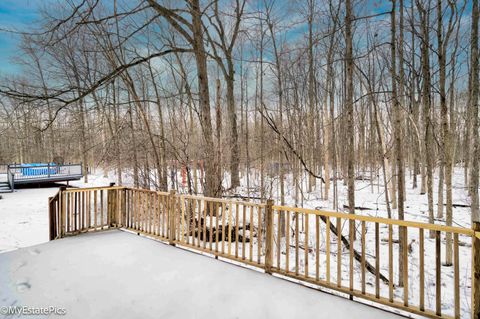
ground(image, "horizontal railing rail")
xmin=48 ymin=186 xmax=479 ymax=319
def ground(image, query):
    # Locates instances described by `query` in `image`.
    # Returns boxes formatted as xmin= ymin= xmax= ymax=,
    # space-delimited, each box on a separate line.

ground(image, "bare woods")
xmin=0 ymin=0 xmax=479 ymax=233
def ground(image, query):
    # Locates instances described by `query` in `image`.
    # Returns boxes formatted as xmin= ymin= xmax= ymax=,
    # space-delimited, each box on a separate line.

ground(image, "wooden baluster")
xmin=142 ymin=192 xmax=149 ymax=232
xmin=142 ymin=191 xmax=145 ymax=231
xmin=64 ymin=193 xmax=67 ymax=233
xmin=80 ymin=192 xmax=87 ymax=230
xmin=138 ymin=191 xmax=141 ymax=231
xmin=326 ymin=217 xmax=331 ymax=284
xmin=83 ymin=191 xmax=86 ymax=229
xmin=124 ymin=190 xmax=128 ymax=229
xmin=228 ymin=202 xmax=233 ymax=255
xmin=249 ymin=205 xmax=253 ymax=262
xmin=134 ymin=191 xmax=138 ymax=231
xmin=193 ymin=199 xmax=198 ymax=246
xmin=375 ymin=222 xmax=380 ymax=298
xmin=286 ymin=211 xmax=290 ymax=272
xmin=170 ymin=196 xmax=174 ymax=239
xmin=168 ymin=190 xmax=177 ymax=245
xmin=77 ymin=191 xmax=81 ymax=230
xmin=73 ymin=192 xmax=76 ymax=231
xmin=62 ymin=192 xmax=65 ymax=234
xmin=198 ymin=199 xmax=202 ymax=247
xmin=87 ymin=191 xmax=90 ymax=229
xmin=154 ymin=193 xmax=158 ymax=235
xmin=235 ymin=203 xmax=239 ymax=258
xmin=277 ymin=210 xmax=281 ymax=268
xmin=265 ymin=200 xmax=274 ymax=274
xmin=156 ymin=194 xmax=160 ymax=236
xmin=435 ymin=230 xmax=441 ymax=316
xmin=361 ymin=221 xmax=366 ymax=294
xmin=258 ymin=206 xmax=263 ymax=264
xmin=130 ymin=191 xmax=133 ymax=230
xmin=222 ymin=202 xmax=226 ymax=254
xmin=159 ymin=194 xmax=163 ymax=236
xmin=150 ymin=192 xmax=154 ymax=235
xmin=100 ymin=190 xmax=104 ymax=228
xmin=176 ymin=194 xmax=181 ymax=241
xmin=151 ymin=192 xmax=155 ymax=234
xmin=181 ymin=196 xmax=186 ymax=243
xmin=389 ymin=224 xmax=393 ymax=302
xmin=243 ymin=205 xmax=247 ymax=259
xmin=419 ymin=228 xmax=425 ymax=311
xmin=137 ymin=192 xmax=141 ymax=231
xmin=403 ymin=226 xmax=409 ymax=306
xmin=147 ymin=192 xmax=151 ymax=233
xmin=349 ymin=219 xmax=354 ymax=293
xmin=80 ymin=192 xmax=83 ymax=231
xmin=315 ymin=214 xmax=320 ymax=281
xmin=156 ymin=193 xmax=160 ymax=236
xmin=70 ymin=192 xmax=73 ymax=232
xmin=453 ymin=233 xmax=460 ymax=319
xmin=151 ymin=192 xmax=158 ymax=236
xmin=203 ymin=200 xmax=207 ymax=249
xmin=473 ymin=222 xmax=480 ymax=319
xmin=215 ymin=202 xmax=220 ymax=255
xmin=305 ymin=213 xmax=309 ymax=278
xmin=209 ymin=201 xmax=213 ymax=250
xmin=337 ymin=217 xmax=341 ymax=288
xmin=65 ymin=192 xmax=72 ymax=233
xmin=139 ymin=192 xmax=142 ymax=231
xmin=93 ymin=190 xmax=97 ymax=228
xmin=295 ymin=211 xmax=299 ymax=276
xmin=186 ymin=199 xmax=190 ymax=244
xmin=208 ymin=202 xmax=213 ymax=250
xmin=74 ymin=192 xmax=78 ymax=232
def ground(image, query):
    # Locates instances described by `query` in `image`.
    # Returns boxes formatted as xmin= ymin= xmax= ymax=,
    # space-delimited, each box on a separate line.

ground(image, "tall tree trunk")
xmin=345 ymin=0 xmax=355 ymax=218
xmin=226 ymin=64 xmax=240 ymax=189
xmin=470 ymin=0 xmax=480 ymax=223
xmin=191 ymin=0 xmax=221 ymax=197
xmin=418 ymin=1 xmax=435 ymax=237
xmin=391 ymin=0 xmax=406 ymax=286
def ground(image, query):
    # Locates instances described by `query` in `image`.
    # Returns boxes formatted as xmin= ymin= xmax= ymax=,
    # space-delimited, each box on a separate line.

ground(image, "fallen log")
xmin=317 ymin=214 xmax=390 ymax=285
xmin=186 ymin=217 xmax=252 ymax=243
xmin=342 ymin=205 xmax=373 ymax=211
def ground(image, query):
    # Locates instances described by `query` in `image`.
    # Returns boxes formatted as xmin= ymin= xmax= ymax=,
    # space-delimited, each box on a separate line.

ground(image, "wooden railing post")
xmin=265 ymin=199 xmax=274 ymax=274
xmin=59 ymin=186 xmax=66 ymax=238
xmin=119 ymin=187 xmax=127 ymax=227
xmin=48 ymin=196 xmax=55 ymax=240
xmin=169 ymin=190 xmax=177 ymax=246
xmin=473 ymin=221 xmax=480 ymax=319
xmin=107 ymin=183 xmax=117 ymax=227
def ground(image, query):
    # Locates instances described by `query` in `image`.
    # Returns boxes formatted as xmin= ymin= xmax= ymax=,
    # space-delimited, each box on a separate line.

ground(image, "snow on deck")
xmin=0 ymin=230 xmax=403 ymax=319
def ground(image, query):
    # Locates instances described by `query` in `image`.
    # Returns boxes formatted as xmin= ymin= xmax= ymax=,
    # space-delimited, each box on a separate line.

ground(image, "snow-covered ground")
xmin=0 ymin=230 xmax=402 ymax=319
xmin=0 ymin=166 xmax=475 ymax=317
xmin=231 ymin=167 xmax=474 ymax=318
xmin=0 ymin=172 xmax=114 ymax=253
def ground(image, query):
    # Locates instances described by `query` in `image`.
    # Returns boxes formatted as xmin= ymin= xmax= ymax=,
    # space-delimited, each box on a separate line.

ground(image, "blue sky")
xmin=0 ymin=0 xmax=46 ymax=75
xmin=0 ymin=0 xmax=474 ymax=78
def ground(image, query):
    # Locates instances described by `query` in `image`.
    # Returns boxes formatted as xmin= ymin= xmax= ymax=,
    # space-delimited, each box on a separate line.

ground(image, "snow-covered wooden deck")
xmin=0 ymin=230 xmax=403 ymax=318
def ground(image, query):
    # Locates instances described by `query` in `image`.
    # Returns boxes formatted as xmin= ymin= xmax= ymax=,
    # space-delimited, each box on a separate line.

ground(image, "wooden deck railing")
xmin=48 ymin=186 xmax=480 ymax=319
